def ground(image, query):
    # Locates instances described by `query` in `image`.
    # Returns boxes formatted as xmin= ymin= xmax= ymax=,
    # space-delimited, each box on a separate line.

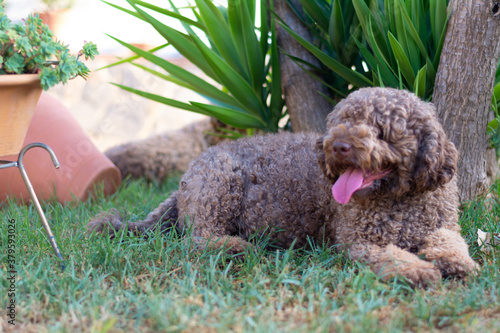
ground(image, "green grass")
xmin=1 ymin=177 xmax=500 ymax=332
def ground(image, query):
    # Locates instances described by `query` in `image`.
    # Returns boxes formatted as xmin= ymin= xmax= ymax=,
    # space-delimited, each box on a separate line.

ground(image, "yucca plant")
xmin=280 ymin=0 xmax=449 ymax=100
xmin=284 ymin=0 xmax=500 ymax=157
xmin=487 ymin=64 xmax=500 ymax=156
xmin=104 ymin=0 xmax=284 ymax=133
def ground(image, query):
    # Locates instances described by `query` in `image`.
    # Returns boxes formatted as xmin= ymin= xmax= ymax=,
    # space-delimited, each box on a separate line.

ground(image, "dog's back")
xmin=175 ymin=132 xmax=338 ymax=248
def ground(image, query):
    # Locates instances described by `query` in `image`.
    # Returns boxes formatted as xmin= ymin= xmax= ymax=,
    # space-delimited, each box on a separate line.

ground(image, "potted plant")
xmin=0 ymin=0 xmax=98 ymax=156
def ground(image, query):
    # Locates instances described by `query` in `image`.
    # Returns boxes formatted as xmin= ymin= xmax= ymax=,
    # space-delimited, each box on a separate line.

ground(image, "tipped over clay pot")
xmin=0 ymin=93 xmax=122 ymax=203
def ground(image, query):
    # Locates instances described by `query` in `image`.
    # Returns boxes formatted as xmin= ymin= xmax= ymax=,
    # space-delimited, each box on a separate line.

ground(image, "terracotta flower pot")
xmin=0 ymin=74 xmax=43 ymax=156
xmin=0 ymin=93 xmax=122 ymax=203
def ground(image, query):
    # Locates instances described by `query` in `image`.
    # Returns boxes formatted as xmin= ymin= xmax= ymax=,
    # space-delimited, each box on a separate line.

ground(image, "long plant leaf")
xmin=365 ymin=17 xmax=394 ymax=76
xmin=279 ymin=22 xmax=372 ymax=88
xmin=167 ymin=0 xmax=199 ymax=37
xmin=130 ymin=0 xmax=206 ymax=31
xmin=191 ymin=102 xmax=265 ymax=129
xmin=394 ymin=0 xmax=429 ymax=60
xmin=98 ymin=43 xmax=169 ymax=71
xmin=328 ymin=0 xmax=346 ymax=59
xmin=413 ymin=65 xmax=426 ymax=98
xmin=432 ymin=12 xmax=448 ymax=69
xmin=190 ymin=33 xmax=268 ymax=119
xmin=430 ymin=0 xmax=447 ymax=50
xmin=111 ymin=83 xmax=263 ymax=129
xmin=494 ymin=82 xmax=500 ymax=102
xmin=353 ymin=0 xmax=391 ymax=63
xmin=108 ymin=35 xmax=240 ymax=108
xmin=101 ymin=1 xmax=142 ymax=20
xmin=259 ymin=0 xmax=270 ymax=57
xmin=393 ymin=0 xmax=421 ymax=72
xmin=388 ymin=32 xmax=415 ymax=86
xmin=125 ymin=0 xmax=219 ymax=81
xmin=495 ymin=61 xmax=500 ymax=85
xmin=244 ymin=0 xmax=256 ymax=22
xmin=299 ymin=0 xmax=330 ymax=32
xmin=354 ymin=39 xmax=399 ymax=88
xmin=425 ymin=57 xmax=436 ymax=91
xmin=228 ymin=0 xmax=264 ymax=93
xmin=194 ymin=0 xmax=247 ymax=79
xmin=111 ymin=83 xmax=210 ymax=115
xmin=129 ymin=62 xmax=196 ymax=92
xmin=269 ymin=0 xmax=283 ymax=130
xmin=285 ymin=52 xmax=347 ymax=97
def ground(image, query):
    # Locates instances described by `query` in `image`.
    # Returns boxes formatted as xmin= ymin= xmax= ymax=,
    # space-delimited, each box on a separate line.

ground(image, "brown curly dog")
xmin=88 ymin=87 xmax=479 ymax=287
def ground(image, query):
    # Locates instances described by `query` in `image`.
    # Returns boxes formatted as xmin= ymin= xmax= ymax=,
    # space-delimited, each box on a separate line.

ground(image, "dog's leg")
xmin=349 ymin=243 xmax=442 ymax=287
xmin=87 ymin=191 xmax=179 ymax=237
xmin=183 ymin=214 xmax=251 ymax=257
xmin=192 ymin=233 xmax=252 ymax=257
xmin=418 ymin=227 xmax=480 ymax=278
xmin=177 ymin=163 xmax=252 ymax=257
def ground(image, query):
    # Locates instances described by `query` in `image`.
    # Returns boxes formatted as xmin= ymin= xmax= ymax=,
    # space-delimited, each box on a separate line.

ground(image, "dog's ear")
xmin=412 ymin=117 xmax=458 ymax=192
xmin=316 ymin=137 xmax=335 ymax=181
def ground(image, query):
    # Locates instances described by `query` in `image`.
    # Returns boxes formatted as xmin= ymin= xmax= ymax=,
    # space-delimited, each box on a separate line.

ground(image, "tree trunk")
xmin=275 ymin=0 xmax=332 ymax=133
xmin=433 ymin=0 xmax=500 ymax=202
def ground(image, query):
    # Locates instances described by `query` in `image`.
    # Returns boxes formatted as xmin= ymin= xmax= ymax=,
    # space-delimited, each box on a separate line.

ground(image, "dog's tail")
xmin=87 ymin=191 xmax=179 ymax=238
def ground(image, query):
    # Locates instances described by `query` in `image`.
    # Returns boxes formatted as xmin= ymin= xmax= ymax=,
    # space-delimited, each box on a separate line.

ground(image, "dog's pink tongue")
xmin=332 ymin=168 xmax=364 ymax=205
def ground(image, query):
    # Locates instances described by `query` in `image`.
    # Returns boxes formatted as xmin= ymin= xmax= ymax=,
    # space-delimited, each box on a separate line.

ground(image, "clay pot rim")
xmin=0 ymin=74 xmax=41 ymax=86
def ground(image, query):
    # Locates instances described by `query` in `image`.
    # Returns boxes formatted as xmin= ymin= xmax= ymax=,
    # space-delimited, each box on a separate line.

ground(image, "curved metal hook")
xmin=16 ymin=143 xmax=65 ymax=270
xmin=18 ymin=142 xmax=60 ymax=170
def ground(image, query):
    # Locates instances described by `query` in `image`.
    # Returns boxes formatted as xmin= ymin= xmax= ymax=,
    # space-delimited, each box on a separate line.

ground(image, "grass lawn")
xmin=1 ymin=177 xmax=500 ymax=332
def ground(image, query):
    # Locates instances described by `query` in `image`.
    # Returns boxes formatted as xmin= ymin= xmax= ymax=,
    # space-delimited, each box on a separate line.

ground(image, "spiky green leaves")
xmin=104 ymin=0 xmax=284 ymax=132
xmin=287 ymin=0 xmax=450 ymax=100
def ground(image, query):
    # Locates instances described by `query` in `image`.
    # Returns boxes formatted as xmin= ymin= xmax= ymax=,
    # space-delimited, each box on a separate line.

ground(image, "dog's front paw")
xmin=418 ymin=227 xmax=480 ymax=279
xmin=87 ymin=209 xmax=124 ymax=238
xmin=437 ymin=256 xmax=480 ymax=279
xmin=377 ymin=258 xmax=442 ymax=288
xmin=395 ymin=261 xmax=442 ymax=288
xmin=368 ymin=244 xmax=442 ymax=288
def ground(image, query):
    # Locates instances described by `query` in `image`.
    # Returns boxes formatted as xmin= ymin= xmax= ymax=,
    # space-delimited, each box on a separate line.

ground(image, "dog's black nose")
xmin=332 ymin=141 xmax=352 ymax=156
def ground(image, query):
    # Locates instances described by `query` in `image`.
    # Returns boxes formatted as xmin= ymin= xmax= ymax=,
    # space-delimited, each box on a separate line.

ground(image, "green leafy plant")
xmin=487 ymin=63 xmax=500 ymax=156
xmin=280 ymin=0 xmax=449 ymax=101
xmin=285 ymin=1 xmax=500 ymax=157
xmin=104 ymin=0 xmax=284 ymax=133
xmin=0 ymin=1 xmax=99 ymax=90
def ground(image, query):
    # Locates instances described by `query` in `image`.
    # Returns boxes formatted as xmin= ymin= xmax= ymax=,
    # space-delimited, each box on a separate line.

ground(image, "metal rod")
xmin=17 ymin=143 xmax=65 ymax=270
xmin=0 ymin=160 xmax=18 ymax=169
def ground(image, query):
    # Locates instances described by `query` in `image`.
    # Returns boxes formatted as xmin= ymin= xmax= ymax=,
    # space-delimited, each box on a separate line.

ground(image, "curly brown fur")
xmin=89 ymin=87 xmax=479 ymax=287
xmin=87 ymin=192 xmax=179 ymax=237
xmin=106 ymin=118 xmax=242 ymax=182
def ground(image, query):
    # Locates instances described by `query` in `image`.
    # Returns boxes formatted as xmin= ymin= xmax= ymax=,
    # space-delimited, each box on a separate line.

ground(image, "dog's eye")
xmin=377 ymin=131 xmax=384 ymax=140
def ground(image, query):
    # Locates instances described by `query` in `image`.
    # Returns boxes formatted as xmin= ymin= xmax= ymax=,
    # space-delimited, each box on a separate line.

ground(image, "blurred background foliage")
xmin=105 ymin=0 xmax=283 ymax=134
xmin=105 ymin=0 xmax=500 ymax=149
xmin=282 ymin=0 xmax=449 ymax=101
